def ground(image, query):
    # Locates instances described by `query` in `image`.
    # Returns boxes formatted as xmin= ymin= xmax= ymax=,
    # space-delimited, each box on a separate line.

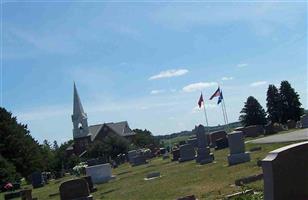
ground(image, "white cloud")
xmin=237 ymin=63 xmax=248 ymax=68
xmin=222 ymin=76 xmax=234 ymax=81
xmin=150 ymin=89 xmax=165 ymax=95
xmin=250 ymin=81 xmax=268 ymax=87
xmin=183 ymin=82 xmax=217 ymax=92
xmin=149 ymin=69 xmax=188 ymax=80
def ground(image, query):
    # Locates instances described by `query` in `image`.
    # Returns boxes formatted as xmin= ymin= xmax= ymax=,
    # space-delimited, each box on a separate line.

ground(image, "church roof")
xmin=88 ymin=121 xmax=136 ymax=141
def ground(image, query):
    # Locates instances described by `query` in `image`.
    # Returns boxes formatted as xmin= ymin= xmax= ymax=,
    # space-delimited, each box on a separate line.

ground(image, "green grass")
xmin=0 ymin=142 xmax=295 ymax=200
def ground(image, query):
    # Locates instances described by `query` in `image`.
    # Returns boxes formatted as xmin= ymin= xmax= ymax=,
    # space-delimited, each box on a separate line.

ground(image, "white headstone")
xmin=85 ymin=163 xmax=114 ymax=184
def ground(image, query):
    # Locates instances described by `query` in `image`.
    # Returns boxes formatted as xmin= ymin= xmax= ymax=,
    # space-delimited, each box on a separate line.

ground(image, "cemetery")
xmin=1 ymin=138 xmax=307 ymax=200
xmin=1 ymin=3 xmax=307 ymax=200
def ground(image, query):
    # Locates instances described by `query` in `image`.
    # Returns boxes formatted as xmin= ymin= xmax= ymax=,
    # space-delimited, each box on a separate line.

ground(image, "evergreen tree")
xmin=266 ymin=84 xmax=281 ymax=123
xmin=0 ymin=107 xmax=43 ymax=177
xmin=53 ymin=140 xmax=59 ymax=150
xmin=239 ymin=96 xmax=267 ymax=126
xmin=279 ymin=81 xmax=303 ymax=123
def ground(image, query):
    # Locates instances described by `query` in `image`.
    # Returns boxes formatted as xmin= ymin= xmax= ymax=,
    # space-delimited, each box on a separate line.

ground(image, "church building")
xmin=66 ymin=83 xmax=136 ymax=157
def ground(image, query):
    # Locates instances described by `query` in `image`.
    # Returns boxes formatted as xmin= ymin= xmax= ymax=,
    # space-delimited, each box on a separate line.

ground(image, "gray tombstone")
xmin=300 ymin=114 xmax=308 ymax=128
xmin=209 ymin=130 xmax=227 ymax=148
xmin=31 ymin=171 xmax=44 ymax=188
xmin=215 ymin=137 xmax=229 ymax=150
xmin=195 ymin=125 xmax=213 ymax=164
xmin=146 ymin=172 xmax=160 ymax=179
xmin=243 ymin=125 xmax=264 ymax=138
xmin=262 ymin=141 xmax=308 ymax=200
xmin=59 ymin=179 xmax=93 ymax=200
xmin=227 ymin=131 xmax=250 ymax=165
xmin=128 ymin=150 xmax=137 ymax=163
xmin=179 ymin=144 xmax=195 ymax=162
xmin=187 ymin=138 xmax=198 ymax=148
xmin=131 ymin=154 xmax=147 ymax=166
xmin=287 ymin=120 xmax=296 ymax=129
xmin=172 ymin=149 xmax=180 ymax=161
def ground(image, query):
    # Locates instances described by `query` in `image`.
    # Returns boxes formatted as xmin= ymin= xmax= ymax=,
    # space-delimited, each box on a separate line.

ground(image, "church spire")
xmin=73 ymin=82 xmax=85 ymax=117
xmin=72 ymin=82 xmax=89 ymax=138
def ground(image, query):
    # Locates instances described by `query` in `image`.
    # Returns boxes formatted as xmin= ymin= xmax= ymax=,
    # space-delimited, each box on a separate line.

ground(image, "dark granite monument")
xmin=31 ymin=171 xmax=44 ymax=188
xmin=59 ymin=179 xmax=93 ymax=200
xmin=262 ymin=141 xmax=308 ymax=200
xmin=179 ymin=144 xmax=195 ymax=162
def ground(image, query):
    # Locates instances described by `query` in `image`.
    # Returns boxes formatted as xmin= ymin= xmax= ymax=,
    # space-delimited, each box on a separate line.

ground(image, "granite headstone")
xmin=85 ymin=163 xmax=114 ymax=184
xmin=227 ymin=131 xmax=250 ymax=165
xmin=262 ymin=141 xmax=308 ymax=200
xmin=59 ymin=179 xmax=92 ymax=200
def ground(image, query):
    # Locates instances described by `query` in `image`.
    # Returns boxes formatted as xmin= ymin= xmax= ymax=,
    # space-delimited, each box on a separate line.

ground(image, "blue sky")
xmin=2 ymin=2 xmax=307 ymax=144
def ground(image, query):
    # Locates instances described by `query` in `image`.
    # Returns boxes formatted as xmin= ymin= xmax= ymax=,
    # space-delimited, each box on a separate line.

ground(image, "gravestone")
xmin=215 ymin=137 xmax=229 ymax=150
xmin=4 ymin=191 xmax=21 ymax=200
xmin=264 ymin=122 xmax=276 ymax=135
xmin=162 ymin=152 xmax=170 ymax=160
xmin=287 ymin=120 xmax=296 ymax=129
xmin=82 ymin=176 xmax=96 ymax=193
xmin=86 ymin=163 xmax=114 ymax=184
xmin=131 ymin=154 xmax=147 ymax=166
xmin=21 ymin=189 xmax=32 ymax=200
xmin=127 ymin=150 xmax=137 ymax=163
xmin=31 ymin=171 xmax=44 ymax=188
xmin=227 ymin=131 xmax=250 ymax=165
xmin=195 ymin=125 xmax=214 ymax=164
xmin=172 ymin=149 xmax=180 ymax=161
xmin=159 ymin=148 xmax=166 ymax=155
xmin=187 ymin=138 xmax=198 ymax=148
xmin=179 ymin=144 xmax=195 ymax=162
xmin=209 ymin=130 xmax=227 ymax=147
xmin=59 ymin=179 xmax=93 ymax=200
xmin=300 ymin=114 xmax=308 ymax=128
xmin=177 ymin=195 xmax=196 ymax=200
xmin=243 ymin=125 xmax=264 ymax=137
xmin=262 ymin=141 xmax=308 ymax=200
xmin=146 ymin=172 xmax=160 ymax=179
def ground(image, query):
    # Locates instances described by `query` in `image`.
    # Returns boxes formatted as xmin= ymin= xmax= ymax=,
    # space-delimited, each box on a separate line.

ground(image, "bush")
xmin=0 ymin=156 xmax=19 ymax=187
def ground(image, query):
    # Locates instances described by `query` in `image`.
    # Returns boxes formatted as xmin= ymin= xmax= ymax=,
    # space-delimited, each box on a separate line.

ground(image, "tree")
xmin=279 ymin=81 xmax=303 ymax=123
xmin=40 ymin=140 xmax=56 ymax=172
xmin=239 ymin=96 xmax=267 ymax=126
xmin=266 ymin=84 xmax=281 ymax=123
xmin=53 ymin=140 xmax=59 ymax=151
xmin=0 ymin=107 xmax=43 ymax=178
xmin=0 ymin=156 xmax=19 ymax=186
xmin=87 ymin=134 xmax=129 ymax=161
xmin=132 ymin=129 xmax=159 ymax=148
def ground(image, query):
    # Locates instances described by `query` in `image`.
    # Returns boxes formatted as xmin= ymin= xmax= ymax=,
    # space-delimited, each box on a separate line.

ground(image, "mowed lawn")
xmin=1 ymin=142 xmax=295 ymax=200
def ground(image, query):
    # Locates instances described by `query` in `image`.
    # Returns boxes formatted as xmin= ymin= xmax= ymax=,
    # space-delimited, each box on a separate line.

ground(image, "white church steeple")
xmin=72 ymin=82 xmax=89 ymax=138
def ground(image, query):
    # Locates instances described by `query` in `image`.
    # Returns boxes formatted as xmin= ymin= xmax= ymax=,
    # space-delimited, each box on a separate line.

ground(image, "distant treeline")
xmin=155 ymin=121 xmax=242 ymax=140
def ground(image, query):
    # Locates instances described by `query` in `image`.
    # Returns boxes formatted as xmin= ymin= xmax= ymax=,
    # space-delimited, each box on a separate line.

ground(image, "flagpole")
xmin=218 ymin=85 xmax=227 ymax=130
xmin=201 ymin=92 xmax=210 ymax=134
xmin=221 ymin=102 xmax=227 ymax=128
xmin=203 ymin=101 xmax=210 ymax=134
xmin=222 ymin=98 xmax=230 ymax=132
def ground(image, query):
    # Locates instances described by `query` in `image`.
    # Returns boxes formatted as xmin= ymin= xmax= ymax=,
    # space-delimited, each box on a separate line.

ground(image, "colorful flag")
xmin=209 ymin=87 xmax=221 ymax=100
xmin=198 ymin=93 xmax=204 ymax=108
xmin=217 ymin=90 xmax=224 ymax=104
